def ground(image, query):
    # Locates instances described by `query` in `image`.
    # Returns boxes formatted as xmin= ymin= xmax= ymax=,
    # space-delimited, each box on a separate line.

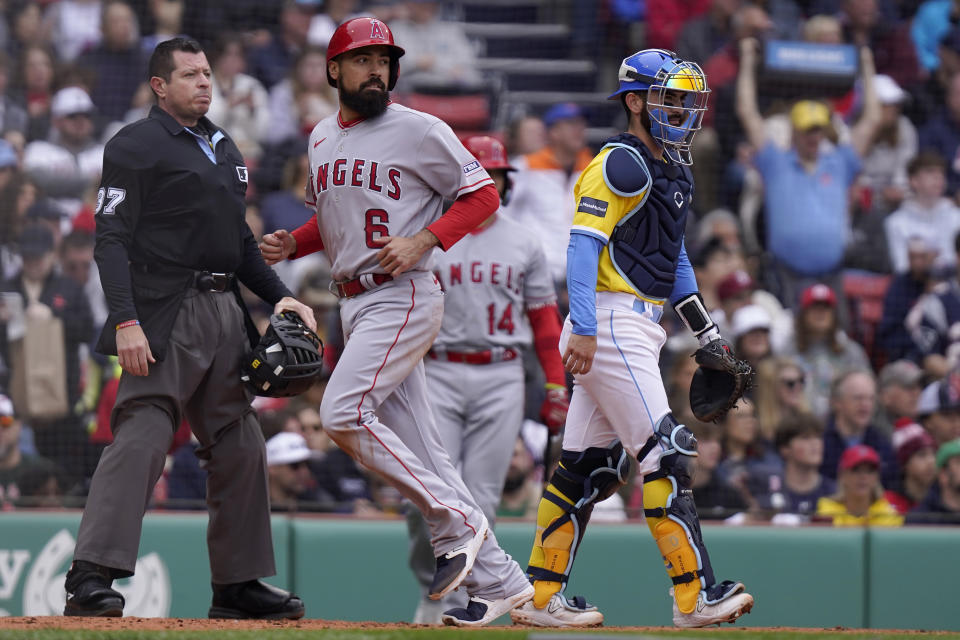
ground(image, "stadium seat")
xmin=843 ymin=272 xmax=892 ymax=368
xmin=397 ymin=93 xmax=492 ymax=131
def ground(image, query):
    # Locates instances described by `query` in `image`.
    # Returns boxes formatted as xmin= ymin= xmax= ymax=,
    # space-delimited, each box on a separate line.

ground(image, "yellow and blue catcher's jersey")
xmin=570 ymin=147 xmax=660 ymax=303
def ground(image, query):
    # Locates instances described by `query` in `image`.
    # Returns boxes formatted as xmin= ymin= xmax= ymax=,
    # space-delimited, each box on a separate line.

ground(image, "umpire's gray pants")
xmin=74 ymin=289 xmax=275 ymax=584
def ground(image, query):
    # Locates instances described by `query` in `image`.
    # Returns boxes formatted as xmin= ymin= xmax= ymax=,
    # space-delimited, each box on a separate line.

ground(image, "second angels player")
xmin=407 ymin=135 xmax=569 ymax=623
xmin=259 ymin=18 xmax=533 ymax=627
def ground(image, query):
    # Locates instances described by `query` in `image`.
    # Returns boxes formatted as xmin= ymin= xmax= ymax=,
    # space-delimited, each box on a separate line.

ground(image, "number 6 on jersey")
xmin=365 ymin=208 xmax=389 ymax=248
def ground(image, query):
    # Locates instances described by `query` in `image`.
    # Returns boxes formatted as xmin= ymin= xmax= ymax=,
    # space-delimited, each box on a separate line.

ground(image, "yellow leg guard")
xmin=527 ymin=484 xmax=575 ymax=608
xmin=644 ymin=477 xmax=700 ymax=614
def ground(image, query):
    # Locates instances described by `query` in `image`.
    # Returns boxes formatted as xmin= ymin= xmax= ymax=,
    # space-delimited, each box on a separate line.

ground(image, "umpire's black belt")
xmin=194 ymin=271 xmax=235 ymax=292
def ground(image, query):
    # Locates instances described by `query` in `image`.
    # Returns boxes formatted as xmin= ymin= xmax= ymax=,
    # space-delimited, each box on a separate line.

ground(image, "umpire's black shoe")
xmin=209 ymin=579 xmax=305 ymax=620
xmin=63 ymin=560 xmax=124 ymax=617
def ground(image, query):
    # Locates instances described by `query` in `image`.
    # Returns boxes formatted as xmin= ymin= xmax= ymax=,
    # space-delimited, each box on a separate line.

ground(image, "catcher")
xmin=509 ymin=49 xmax=755 ymax=629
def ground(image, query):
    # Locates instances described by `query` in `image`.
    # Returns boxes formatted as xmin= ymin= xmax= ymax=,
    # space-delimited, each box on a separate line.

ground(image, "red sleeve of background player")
xmin=290 ymin=214 xmax=324 ymax=258
xmin=527 ymin=304 xmax=565 ymax=386
xmin=426 ymin=183 xmax=499 ymax=250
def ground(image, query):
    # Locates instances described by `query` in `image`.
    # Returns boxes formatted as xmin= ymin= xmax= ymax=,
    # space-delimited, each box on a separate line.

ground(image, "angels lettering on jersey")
xmin=436 ymin=261 xmax=526 ymax=297
xmin=312 ymin=156 xmax=402 ymax=201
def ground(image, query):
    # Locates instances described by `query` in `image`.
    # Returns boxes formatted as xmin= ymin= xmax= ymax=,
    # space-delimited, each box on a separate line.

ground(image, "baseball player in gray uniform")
xmin=407 ymin=135 xmax=568 ymax=623
xmin=259 ymin=18 xmax=533 ymax=627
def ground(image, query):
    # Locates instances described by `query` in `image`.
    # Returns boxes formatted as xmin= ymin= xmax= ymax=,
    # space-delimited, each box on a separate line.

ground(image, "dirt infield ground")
xmin=0 ymin=617 xmax=955 ymax=635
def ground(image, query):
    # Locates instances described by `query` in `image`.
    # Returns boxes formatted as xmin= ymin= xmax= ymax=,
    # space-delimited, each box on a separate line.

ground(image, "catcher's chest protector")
xmin=608 ymin=137 xmax=693 ymax=300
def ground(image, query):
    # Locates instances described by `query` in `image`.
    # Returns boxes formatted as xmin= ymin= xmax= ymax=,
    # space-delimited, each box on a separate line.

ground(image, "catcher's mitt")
xmin=688 ymin=338 xmax=754 ymax=423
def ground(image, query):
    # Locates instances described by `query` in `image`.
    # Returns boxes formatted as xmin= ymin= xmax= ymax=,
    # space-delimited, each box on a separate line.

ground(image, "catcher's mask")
xmin=241 ymin=311 xmax=324 ymax=397
xmin=608 ymin=49 xmax=709 ymax=166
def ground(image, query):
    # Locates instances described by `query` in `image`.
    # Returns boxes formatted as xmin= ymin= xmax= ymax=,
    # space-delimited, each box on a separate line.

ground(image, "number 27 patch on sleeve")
xmin=96 ymin=187 xmax=127 ymax=215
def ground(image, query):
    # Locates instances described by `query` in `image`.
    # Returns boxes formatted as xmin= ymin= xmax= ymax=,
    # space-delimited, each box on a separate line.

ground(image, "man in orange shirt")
xmin=502 ymin=103 xmax=594 ymax=285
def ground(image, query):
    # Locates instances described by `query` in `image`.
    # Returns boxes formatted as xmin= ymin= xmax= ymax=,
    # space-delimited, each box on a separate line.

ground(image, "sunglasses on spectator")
xmin=780 ymin=375 xmax=805 ymax=389
xmin=287 ymin=461 xmax=308 ymax=470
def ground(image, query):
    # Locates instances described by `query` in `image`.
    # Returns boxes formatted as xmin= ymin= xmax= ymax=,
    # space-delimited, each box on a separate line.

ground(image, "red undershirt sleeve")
xmin=527 ymin=304 xmax=565 ymax=386
xmin=290 ymin=214 xmax=324 ymax=258
xmin=426 ymin=183 xmax=500 ymax=250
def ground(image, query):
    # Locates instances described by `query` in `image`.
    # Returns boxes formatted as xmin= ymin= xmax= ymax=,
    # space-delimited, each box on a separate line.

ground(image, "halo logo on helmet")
xmin=608 ymin=49 xmax=710 ymax=166
xmin=326 ymin=17 xmax=406 ymax=91
xmin=464 ymin=135 xmax=515 ymax=204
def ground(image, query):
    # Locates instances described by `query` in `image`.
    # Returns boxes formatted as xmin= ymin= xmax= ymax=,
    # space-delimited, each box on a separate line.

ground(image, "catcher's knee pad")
xmin=643 ymin=414 xmax=718 ymax=615
xmin=526 ymin=441 xmax=629 ymax=606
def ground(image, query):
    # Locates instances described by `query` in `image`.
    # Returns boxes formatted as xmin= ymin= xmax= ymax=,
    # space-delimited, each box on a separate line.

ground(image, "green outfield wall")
xmin=0 ymin=512 xmax=955 ymax=629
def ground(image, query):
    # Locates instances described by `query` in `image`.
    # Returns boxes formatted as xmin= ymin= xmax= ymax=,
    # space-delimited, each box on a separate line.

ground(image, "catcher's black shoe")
xmin=209 ymin=579 xmax=305 ymax=619
xmin=63 ymin=560 xmax=124 ymax=617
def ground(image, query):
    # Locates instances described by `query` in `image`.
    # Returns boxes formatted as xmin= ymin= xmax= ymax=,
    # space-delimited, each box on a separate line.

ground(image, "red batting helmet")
xmin=464 ymin=136 xmax=515 ymax=172
xmin=326 ymin=17 xmax=405 ymax=91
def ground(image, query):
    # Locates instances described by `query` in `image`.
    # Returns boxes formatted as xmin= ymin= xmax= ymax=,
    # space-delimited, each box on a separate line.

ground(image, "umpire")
xmin=64 ymin=37 xmax=314 ymax=619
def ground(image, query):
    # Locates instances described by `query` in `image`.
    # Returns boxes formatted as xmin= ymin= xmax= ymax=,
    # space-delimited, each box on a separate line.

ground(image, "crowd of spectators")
xmin=3 ymin=0 xmax=960 ymax=529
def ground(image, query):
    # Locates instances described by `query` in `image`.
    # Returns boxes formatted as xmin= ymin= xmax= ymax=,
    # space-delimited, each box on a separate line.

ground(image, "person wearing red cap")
xmin=716 ymin=269 xmax=756 ymax=322
xmin=715 ymin=269 xmax=792 ymax=357
xmin=788 ymin=282 xmax=870 ymax=418
xmin=884 ymin=418 xmax=938 ymax=514
xmin=814 ymin=444 xmax=903 ymax=526
xmin=259 ymin=17 xmax=535 ymax=626
xmin=405 ymin=136 xmax=567 ymax=623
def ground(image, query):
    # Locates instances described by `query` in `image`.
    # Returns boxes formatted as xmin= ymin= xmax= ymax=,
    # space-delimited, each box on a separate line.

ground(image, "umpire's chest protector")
xmin=606 ymin=135 xmax=692 ymax=300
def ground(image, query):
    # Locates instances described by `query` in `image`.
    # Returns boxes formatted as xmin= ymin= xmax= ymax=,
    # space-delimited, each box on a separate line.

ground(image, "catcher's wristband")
xmin=674 ymin=293 xmax=717 ymax=343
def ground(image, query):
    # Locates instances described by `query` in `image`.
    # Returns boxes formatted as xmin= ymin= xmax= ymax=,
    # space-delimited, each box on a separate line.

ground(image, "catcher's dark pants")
xmin=74 ymin=289 xmax=276 ymax=584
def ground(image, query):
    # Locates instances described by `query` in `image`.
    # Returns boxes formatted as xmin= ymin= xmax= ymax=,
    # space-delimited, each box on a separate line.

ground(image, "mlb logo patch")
xmin=236 ymin=166 xmax=248 ymax=183
xmin=462 ymin=160 xmax=481 ymax=174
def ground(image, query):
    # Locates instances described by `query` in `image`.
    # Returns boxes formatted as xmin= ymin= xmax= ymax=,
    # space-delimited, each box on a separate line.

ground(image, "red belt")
xmin=427 ymin=348 xmax=519 ymax=365
xmin=335 ymin=274 xmax=393 ymax=298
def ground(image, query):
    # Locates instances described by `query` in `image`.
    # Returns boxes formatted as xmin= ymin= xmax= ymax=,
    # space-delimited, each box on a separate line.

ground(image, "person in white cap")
xmin=730 ymin=304 xmax=773 ymax=371
xmin=22 ymin=86 xmax=104 ymax=218
xmin=0 ymin=393 xmax=63 ymax=508
xmin=856 ymin=74 xmax=916 ymax=216
xmin=265 ymin=431 xmax=314 ymax=512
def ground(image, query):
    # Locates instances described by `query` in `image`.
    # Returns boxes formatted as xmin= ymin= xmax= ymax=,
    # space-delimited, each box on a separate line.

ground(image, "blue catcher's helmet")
xmin=608 ymin=49 xmax=710 ymax=165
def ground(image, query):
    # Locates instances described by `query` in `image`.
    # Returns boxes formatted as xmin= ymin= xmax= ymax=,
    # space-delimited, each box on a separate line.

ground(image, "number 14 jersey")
xmin=433 ymin=213 xmax=556 ymax=351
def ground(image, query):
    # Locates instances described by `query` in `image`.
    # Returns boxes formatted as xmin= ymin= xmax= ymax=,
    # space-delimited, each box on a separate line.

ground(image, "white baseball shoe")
xmin=428 ymin=516 xmax=489 ymax=600
xmin=441 ymin=583 xmax=535 ymax=627
xmin=509 ymin=592 xmax=604 ymax=627
xmin=671 ymin=583 xmax=754 ymax=628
